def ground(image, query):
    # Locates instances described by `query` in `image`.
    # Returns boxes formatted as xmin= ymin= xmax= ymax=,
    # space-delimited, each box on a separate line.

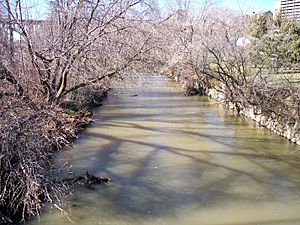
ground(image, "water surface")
xmin=31 ymin=75 xmax=300 ymax=225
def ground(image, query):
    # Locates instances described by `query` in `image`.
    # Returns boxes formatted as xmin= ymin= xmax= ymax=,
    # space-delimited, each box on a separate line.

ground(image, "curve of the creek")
xmin=30 ymin=75 xmax=300 ymax=225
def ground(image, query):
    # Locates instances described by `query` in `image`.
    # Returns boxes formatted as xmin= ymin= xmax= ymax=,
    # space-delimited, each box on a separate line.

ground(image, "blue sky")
xmin=28 ymin=0 xmax=278 ymax=19
xmin=159 ymin=0 xmax=278 ymax=15
xmin=219 ymin=0 xmax=277 ymax=13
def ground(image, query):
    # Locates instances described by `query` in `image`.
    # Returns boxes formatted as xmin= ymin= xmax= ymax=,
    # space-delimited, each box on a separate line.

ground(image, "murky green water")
xmin=30 ymin=75 xmax=300 ymax=225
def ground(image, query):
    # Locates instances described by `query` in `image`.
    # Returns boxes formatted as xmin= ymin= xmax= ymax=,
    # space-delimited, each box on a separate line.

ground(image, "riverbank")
xmin=27 ymin=74 xmax=300 ymax=225
xmin=206 ymin=89 xmax=300 ymax=145
xmin=166 ymin=71 xmax=300 ymax=146
xmin=0 ymin=89 xmax=108 ymax=224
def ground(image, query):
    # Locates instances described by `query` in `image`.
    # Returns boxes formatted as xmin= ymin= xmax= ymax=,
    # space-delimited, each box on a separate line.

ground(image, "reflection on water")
xmin=30 ymin=75 xmax=300 ymax=225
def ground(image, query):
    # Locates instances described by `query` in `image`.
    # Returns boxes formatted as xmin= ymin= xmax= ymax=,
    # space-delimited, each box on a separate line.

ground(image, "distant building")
xmin=279 ymin=0 xmax=300 ymax=22
xmin=273 ymin=1 xmax=281 ymax=18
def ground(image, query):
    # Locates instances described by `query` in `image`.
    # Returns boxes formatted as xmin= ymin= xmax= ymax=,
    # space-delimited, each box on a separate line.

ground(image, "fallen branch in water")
xmin=53 ymin=204 xmax=74 ymax=224
xmin=63 ymin=171 xmax=111 ymax=189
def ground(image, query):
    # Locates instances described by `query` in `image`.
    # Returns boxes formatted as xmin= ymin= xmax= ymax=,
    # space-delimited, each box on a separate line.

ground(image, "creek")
xmin=29 ymin=75 xmax=300 ymax=225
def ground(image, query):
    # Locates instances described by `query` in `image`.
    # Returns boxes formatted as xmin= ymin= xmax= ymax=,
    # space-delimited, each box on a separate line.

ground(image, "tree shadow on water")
xmin=67 ymin=127 xmax=300 ymax=223
xmin=64 ymin=89 xmax=300 ymax=224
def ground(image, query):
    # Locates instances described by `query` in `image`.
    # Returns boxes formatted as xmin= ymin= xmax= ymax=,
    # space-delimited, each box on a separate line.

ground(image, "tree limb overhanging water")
xmin=1 ymin=0 xmax=300 ymax=223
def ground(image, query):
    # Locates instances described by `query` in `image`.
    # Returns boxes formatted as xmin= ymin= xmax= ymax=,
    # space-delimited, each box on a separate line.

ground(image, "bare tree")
xmin=157 ymin=2 xmax=300 ymax=123
xmin=0 ymin=1 xmax=161 ymax=222
xmin=2 ymin=0 xmax=155 ymax=104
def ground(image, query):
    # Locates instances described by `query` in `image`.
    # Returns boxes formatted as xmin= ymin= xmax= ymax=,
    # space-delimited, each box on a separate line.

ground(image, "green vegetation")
xmin=1 ymin=0 xmax=300 ymax=223
xmin=249 ymin=12 xmax=300 ymax=70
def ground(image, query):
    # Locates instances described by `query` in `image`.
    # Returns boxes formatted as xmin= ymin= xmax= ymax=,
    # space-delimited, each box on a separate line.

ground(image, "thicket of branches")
xmin=0 ymin=0 xmax=158 ymax=223
xmin=1 ymin=101 xmax=65 ymax=222
xmin=1 ymin=0 xmax=300 ymax=223
xmin=156 ymin=1 xmax=300 ymax=124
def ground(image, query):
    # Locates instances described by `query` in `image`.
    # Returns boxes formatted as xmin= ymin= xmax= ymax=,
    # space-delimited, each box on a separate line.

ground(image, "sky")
xmin=158 ymin=0 xmax=279 ymax=15
xmin=26 ymin=0 xmax=279 ymax=19
xmin=219 ymin=0 xmax=278 ymax=13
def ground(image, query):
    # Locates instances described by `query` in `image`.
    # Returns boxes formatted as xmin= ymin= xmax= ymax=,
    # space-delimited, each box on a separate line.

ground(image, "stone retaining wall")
xmin=166 ymin=70 xmax=300 ymax=145
xmin=207 ymin=88 xmax=300 ymax=145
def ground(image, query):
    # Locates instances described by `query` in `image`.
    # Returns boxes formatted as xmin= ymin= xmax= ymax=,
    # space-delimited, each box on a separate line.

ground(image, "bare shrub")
xmin=0 ymin=94 xmax=95 ymax=223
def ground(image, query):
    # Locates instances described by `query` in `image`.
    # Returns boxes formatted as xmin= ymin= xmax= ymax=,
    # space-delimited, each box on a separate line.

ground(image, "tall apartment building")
xmin=280 ymin=0 xmax=300 ymax=22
